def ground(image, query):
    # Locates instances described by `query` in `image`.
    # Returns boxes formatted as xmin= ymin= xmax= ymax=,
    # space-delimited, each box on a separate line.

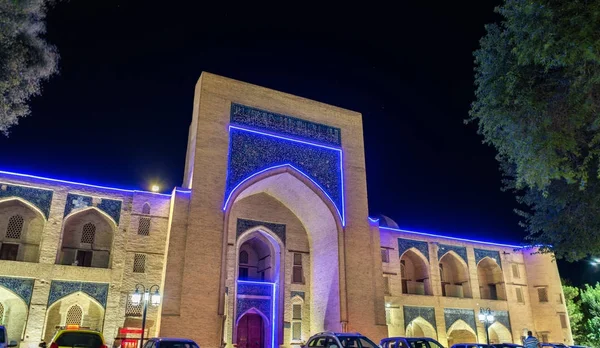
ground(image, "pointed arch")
xmin=0 ymin=197 xmax=46 ymax=221
xmin=43 ymin=291 xmax=105 ymax=342
xmin=446 ymin=319 xmax=477 ymax=346
xmin=405 ymin=316 xmax=437 ymax=338
xmin=0 ymin=197 xmax=46 ymax=262
xmin=400 ymin=248 xmax=431 ymax=295
xmin=488 ymin=321 xmax=512 ymax=344
xmin=142 ymin=202 xmax=151 ymax=215
xmin=439 ymin=251 xmax=471 ymax=298
xmin=477 ymin=257 xmax=506 ymax=300
xmin=65 ymin=304 xmax=83 ymax=325
xmin=0 ymin=285 xmax=28 ymax=341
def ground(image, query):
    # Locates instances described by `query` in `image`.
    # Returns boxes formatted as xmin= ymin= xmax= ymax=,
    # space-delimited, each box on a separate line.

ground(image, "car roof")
xmin=151 ymin=338 xmax=198 ymax=343
xmin=384 ymin=337 xmax=437 ymax=341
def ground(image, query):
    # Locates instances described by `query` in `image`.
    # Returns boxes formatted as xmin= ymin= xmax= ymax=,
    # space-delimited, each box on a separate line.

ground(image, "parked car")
xmin=143 ymin=338 xmax=199 ymax=348
xmin=450 ymin=344 xmax=490 ymax=348
xmin=570 ymin=346 xmax=590 ymax=348
xmin=0 ymin=326 xmax=18 ymax=348
xmin=304 ymin=331 xmax=379 ymax=348
xmin=491 ymin=344 xmax=523 ymax=348
xmin=39 ymin=325 xmax=106 ymax=348
xmin=381 ymin=337 xmax=445 ymax=348
xmin=541 ymin=344 xmax=569 ymax=348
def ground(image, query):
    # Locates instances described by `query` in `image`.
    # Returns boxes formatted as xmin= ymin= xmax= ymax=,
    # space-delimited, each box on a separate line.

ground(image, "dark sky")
xmin=0 ymin=1 xmax=595 ymax=284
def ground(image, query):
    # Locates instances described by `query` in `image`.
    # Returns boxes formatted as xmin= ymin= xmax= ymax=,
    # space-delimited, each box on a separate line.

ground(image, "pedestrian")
xmin=523 ymin=331 xmax=541 ymax=348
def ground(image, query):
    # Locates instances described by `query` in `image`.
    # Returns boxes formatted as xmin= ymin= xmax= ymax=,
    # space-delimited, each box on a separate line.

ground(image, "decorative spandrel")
xmin=492 ymin=310 xmax=511 ymax=330
xmin=474 ymin=248 xmax=502 ymax=269
xmin=444 ymin=308 xmax=476 ymax=331
xmin=0 ymin=183 xmax=53 ymax=218
xmin=0 ymin=276 xmax=34 ymax=305
xmin=64 ymin=193 xmax=122 ymax=225
xmin=403 ymin=306 xmax=436 ymax=329
xmin=398 ymin=238 xmax=429 ymax=261
xmin=48 ymin=281 xmax=109 ymax=308
xmin=438 ymin=244 xmax=468 ymax=263
xmin=237 ymin=218 xmax=286 ymax=245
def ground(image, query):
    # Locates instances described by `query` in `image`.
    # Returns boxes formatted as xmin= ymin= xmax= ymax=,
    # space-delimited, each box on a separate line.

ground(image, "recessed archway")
xmin=439 ymin=251 xmax=471 ymax=298
xmin=43 ymin=291 xmax=105 ymax=343
xmin=400 ymin=249 xmax=431 ymax=295
xmin=0 ymin=285 xmax=28 ymax=342
xmin=405 ymin=317 xmax=437 ymax=339
xmin=477 ymin=257 xmax=506 ymax=300
xmin=446 ymin=319 xmax=477 ymax=346
xmin=488 ymin=322 xmax=512 ymax=344
xmin=0 ymin=197 xmax=46 ymax=262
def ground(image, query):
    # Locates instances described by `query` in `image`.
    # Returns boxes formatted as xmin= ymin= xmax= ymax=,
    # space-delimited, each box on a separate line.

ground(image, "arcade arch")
xmin=446 ymin=319 xmax=477 ymax=346
xmin=0 ymin=198 xmax=45 ymax=262
xmin=439 ymin=252 xmax=471 ymax=298
xmin=0 ymin=285 xmax=28 ymax=342
xmin=477 ymin=257 xmax=506 ymax=300
xmin=43 ymin=292 xmax=105 ymax=343
xmin=405 ymin=317 xmax=437 ymax=339
xmin=400 ymin=249 xmax=431 ymax=295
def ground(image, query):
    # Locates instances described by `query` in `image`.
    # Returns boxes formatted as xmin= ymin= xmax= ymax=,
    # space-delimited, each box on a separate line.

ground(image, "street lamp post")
xmin=130 ymin=284 xmax=161 ymax=348
xmin=478 ymin=307 xmax=494 ymax=345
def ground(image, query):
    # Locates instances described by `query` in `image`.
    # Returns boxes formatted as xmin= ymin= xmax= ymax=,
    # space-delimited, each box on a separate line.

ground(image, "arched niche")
xmin=477 ymin=257 xmax=506 ymax=300
xmin=0 ymin=285 xmax=28 ymax=342
xmin=237 ymin=228 xmax=282 ymax=283
xmin=43 ymin=291 xmax=105 ymax=343
xmin=58 ymin=207 xmax=116 ymax=268
xmin=439 ymin=251 xmax=471 ymax=298
xmin=400 ymin=249 xmax=431 ymax=295
xmin=488 ymin=322 xmax=512 ymax=344
xmin=405 ymin=317 xmax=437 ymax=339
xmin=446 ymin=319 xmax=477 ymax=346
xmin=0 ymin=198 xmax=46 ymax=262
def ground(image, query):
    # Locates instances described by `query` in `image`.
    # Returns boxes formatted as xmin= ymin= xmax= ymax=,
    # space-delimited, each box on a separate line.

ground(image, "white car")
xmin=0 ymin=326 xmax=17 ymax=348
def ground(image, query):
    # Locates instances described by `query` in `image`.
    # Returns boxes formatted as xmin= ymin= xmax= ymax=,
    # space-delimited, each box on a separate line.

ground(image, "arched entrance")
xmin=405 ymin=317 xmax=437 ymax=338
xmin=446 ymin=319 xmax=477 ymax=346
xmin=400 ymin=249 xmax=431 ymax=295
xmin=488 ymin=322 xmax=512 ymax=344
xmin=43 ymin=292 xmax=105 ymax=343
xmin=237 ymin=311 xmax=265 ymax=348
xmin=439 ymin=252 xmax=471 ymax=298
xmin=477 ymin=257 xmax=506 ymax=300
xmin=0 ymin=285 xmax=28 ymax=342
xmin=0 ymin=198 xmax=45 ymax=262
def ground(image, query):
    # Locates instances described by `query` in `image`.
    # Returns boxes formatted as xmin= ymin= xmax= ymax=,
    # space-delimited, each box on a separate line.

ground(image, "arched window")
xmin=6 ymin=214 xmax=24 ymax=239
xmin=142 ymin=203 xmax=151 ymax=215
xmin=65 ymin=305 xmax=83 ymax=325
xmin=239 ymin=250 xmax=249 ymax=264
xmin=0 ymin=302 xmax=4 ymax=325
xmin=81 ymin=223 xmax=96 ymax=244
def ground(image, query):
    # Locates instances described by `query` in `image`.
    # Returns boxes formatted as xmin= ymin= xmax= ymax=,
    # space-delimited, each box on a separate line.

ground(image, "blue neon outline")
xmin=222 ymin=163 xmax=345 ymax=226
xmin=237 ymin=280 xmax=277 ymax=348
xmin=229 ymin=125 xmax=341 ymax=151
xmin=368 ymin=217 xmax=380 ymax=223
xmin=379 ymin=226 xmax=522 ymax=248
xmin=0 ymin=169 xmax=172 ymax=196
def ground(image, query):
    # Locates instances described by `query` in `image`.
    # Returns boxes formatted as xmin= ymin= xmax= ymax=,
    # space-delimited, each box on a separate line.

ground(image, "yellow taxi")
xmin=40 ymin=325 xmax=107 ymax=348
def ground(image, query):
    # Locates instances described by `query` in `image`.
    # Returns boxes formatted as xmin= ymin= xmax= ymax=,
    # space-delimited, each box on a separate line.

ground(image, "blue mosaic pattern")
xmin=444 ymin=308 xmax=476 ymax=331
xmin=237 ymin=219 xmax=286 ymax=245
xmin=238 ymin=282 xmax=272 ymax=297
xmin=438 ymin=244 xmax=468 ymax=264
xmin=291 ymin=291 xmax=305 ymax=300
xmin=492 ymin=310 xmax=511 ymax=330
xmin=48 ymin=281 xmax=109 ymax=308
xmin=474 ymin=248 xmax=502 ymax=269
xmin=227 ymin=128 xmax=343 ymax=217
xmin=0 ymin=276 xmax=34 ymax=305
xmin=236 ymin=298 xmax=271 ymax=321
xmin=398 ymin=238 xmax=429 ymax=261
xmin=64 ymin=193 xmax=122 ymax=225
xmin=403 ymin=306 xmax=436 ymax=329
xmin=231 ymin=103 xmax=341 ymax=146
xmin=0 ymin=183 xmax=53 ymax=218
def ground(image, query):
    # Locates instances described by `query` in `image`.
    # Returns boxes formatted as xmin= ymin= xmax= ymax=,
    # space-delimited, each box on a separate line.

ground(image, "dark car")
xmin=541 ymin=344 xmax=568 ymax=348
xmin=450 ymin=344 xmax=490 ymax=348
xmin=492 ymin=344 xmax=523 ymax=348
xmin=381 ymin=337 xmax=445 ymax=348
xmin=305 ymin=331 xmax=379 ymax=348
xmin=143 ymin=338 xmax=199 ymax=348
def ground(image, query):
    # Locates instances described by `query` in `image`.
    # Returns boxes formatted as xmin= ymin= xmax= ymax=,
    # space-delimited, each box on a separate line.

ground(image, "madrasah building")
xmin=0 ymin=73 xmax=572 ymax=348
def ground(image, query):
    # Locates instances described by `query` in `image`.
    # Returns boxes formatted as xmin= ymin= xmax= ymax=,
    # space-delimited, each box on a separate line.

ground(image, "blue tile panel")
xmin=48 ymin=281 xmax=109 ymax=308
xmin=438 ymin=244 xmax=468 ymax=264
xmin=227 ymin=127 xmax=342 ymax=216
xmin=474 ymin=248 xmax=502 ymax=269
xmin=236 ymin=298 xmax=272 ymax=321
xmin=0 ymin=183 xmax=53 ymax=219
xmin=237 ymin=282 xmax=272 ymax=297
xmin=0 ymin=276 xmax=35 ymax=305
xmin=237 ymin=218 xmax=286 ymax=245
xmin=291 ymin=291 xmax=305 ymax=300
xmin=230 ymin=103 xmax=341 ymax=146
xmin=398 ymin=238 xmax=429 ymax=261
xmin=444 ymin=308 xmax=476 ymax=331
xmin=493 ymin=310 xmax=511 ymax=330
xmin=403 ymin=306 xmax=436 ymax=330
xmin=64 ymin=193 xmax=122 ymax=225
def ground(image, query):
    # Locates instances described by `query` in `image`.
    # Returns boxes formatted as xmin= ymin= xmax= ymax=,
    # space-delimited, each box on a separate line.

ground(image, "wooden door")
xmin=237 ymin=313 xmax=263 ymax=348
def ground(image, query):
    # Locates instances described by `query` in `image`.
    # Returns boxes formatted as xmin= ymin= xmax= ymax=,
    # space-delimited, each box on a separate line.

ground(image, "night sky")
xmin=0 ymin=1 xmax=594 ymax=284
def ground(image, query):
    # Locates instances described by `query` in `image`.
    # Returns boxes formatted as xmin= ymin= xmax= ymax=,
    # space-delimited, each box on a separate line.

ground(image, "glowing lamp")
xmin=487 ymin=314 xmax=494 ymax=322
xmin=151 ymin=289 xmax=161 ymax=306
xmin=151 ymin=185 xmax=160 ymax=192
xmin=385 ymin=303 xmax=391 ymax=308
xmin=478 ymin=313 xmax=486 ymax=321
xmin=131 ymin=289 xmax=142 ymax=306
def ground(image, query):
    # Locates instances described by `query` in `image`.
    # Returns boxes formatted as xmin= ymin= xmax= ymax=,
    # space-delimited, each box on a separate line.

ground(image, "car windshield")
xmin=56 ymin=332 xmax=103 ymax=348
xmin=338 ymin=336 xmax=378 ymax=348
xmin=160 ymin=342 xmax=199 ymax=348
xmin=405 ymin=339 xmax=444 ymax=348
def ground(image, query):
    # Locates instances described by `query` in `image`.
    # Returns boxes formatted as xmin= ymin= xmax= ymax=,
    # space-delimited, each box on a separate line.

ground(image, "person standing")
xmin=523 ymin=331 xmax=542 ymax=348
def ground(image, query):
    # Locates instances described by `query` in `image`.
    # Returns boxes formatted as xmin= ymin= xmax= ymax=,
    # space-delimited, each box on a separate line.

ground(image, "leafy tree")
xmin=563 ymin=283 xmax=584 ymax=343
xmin=580 ymin=283 xmax=600 ymax=347
xmin=469 ymin=0 xmax=600 ymax=259
xmin=0 ymin=0 xmax=59 ymax=135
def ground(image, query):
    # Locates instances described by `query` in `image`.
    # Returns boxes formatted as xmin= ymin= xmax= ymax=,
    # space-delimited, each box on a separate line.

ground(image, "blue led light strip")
xmin=0 ymin=169 xmax=172 ymax=196
xmin=378 ymin=225 xmax=522 ymax=249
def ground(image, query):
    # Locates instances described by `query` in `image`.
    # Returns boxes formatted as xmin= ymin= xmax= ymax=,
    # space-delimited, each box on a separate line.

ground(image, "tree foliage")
xmin=469 ymin=0 xmax=600 ymax=260
xmin=0 ymin=0 xmax=58 ymax=135
xmin=563 ymin=283 xmax=583 ymax=343
xmin=563 ymin=282 xmax=600 ymax=346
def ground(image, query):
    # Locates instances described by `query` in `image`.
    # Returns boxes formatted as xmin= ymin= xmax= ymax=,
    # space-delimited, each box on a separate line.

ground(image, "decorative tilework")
xmin=438 ymin=244 xmax=468 ymax=264
xmin=398 ymin=238 xmax=429 ymax=261
xmin=231 ymin=103 xmax=341 ymax=146
xmin=236 ymin=298 xmax=271 ymax=321
xmin=291 ymin=291 xmax=305 ymax=300
xmin=237 ymin=282 xmax=272 ymax=297
xmin=0 ymin=183 xmax=53 ymax=218
xmin=403 ymin=306 xmax=436 ymax=329
xmin=227 ymin=127 xmax=343 ymax=217
xmin=64 ymin=193 xmax=122 ymax=225
xmin=48 ymin=281 xmax=109 ymax=308
xmin=492 ymin=310 xmax=511 ymax=330
xmin=237 ymin=219 xmax=286 ymax=245
xmin=444 ymin=308 xmax=476 ymax=331
xmin=474 ymin=248 xmax=502 ymax=269
xmin=0 ymin=276 xmax=34 ymax=305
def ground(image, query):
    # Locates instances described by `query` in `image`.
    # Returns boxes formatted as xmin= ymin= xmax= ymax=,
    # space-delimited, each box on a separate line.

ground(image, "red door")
xmin=237 ymin=313 xmax=263 ymax=348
